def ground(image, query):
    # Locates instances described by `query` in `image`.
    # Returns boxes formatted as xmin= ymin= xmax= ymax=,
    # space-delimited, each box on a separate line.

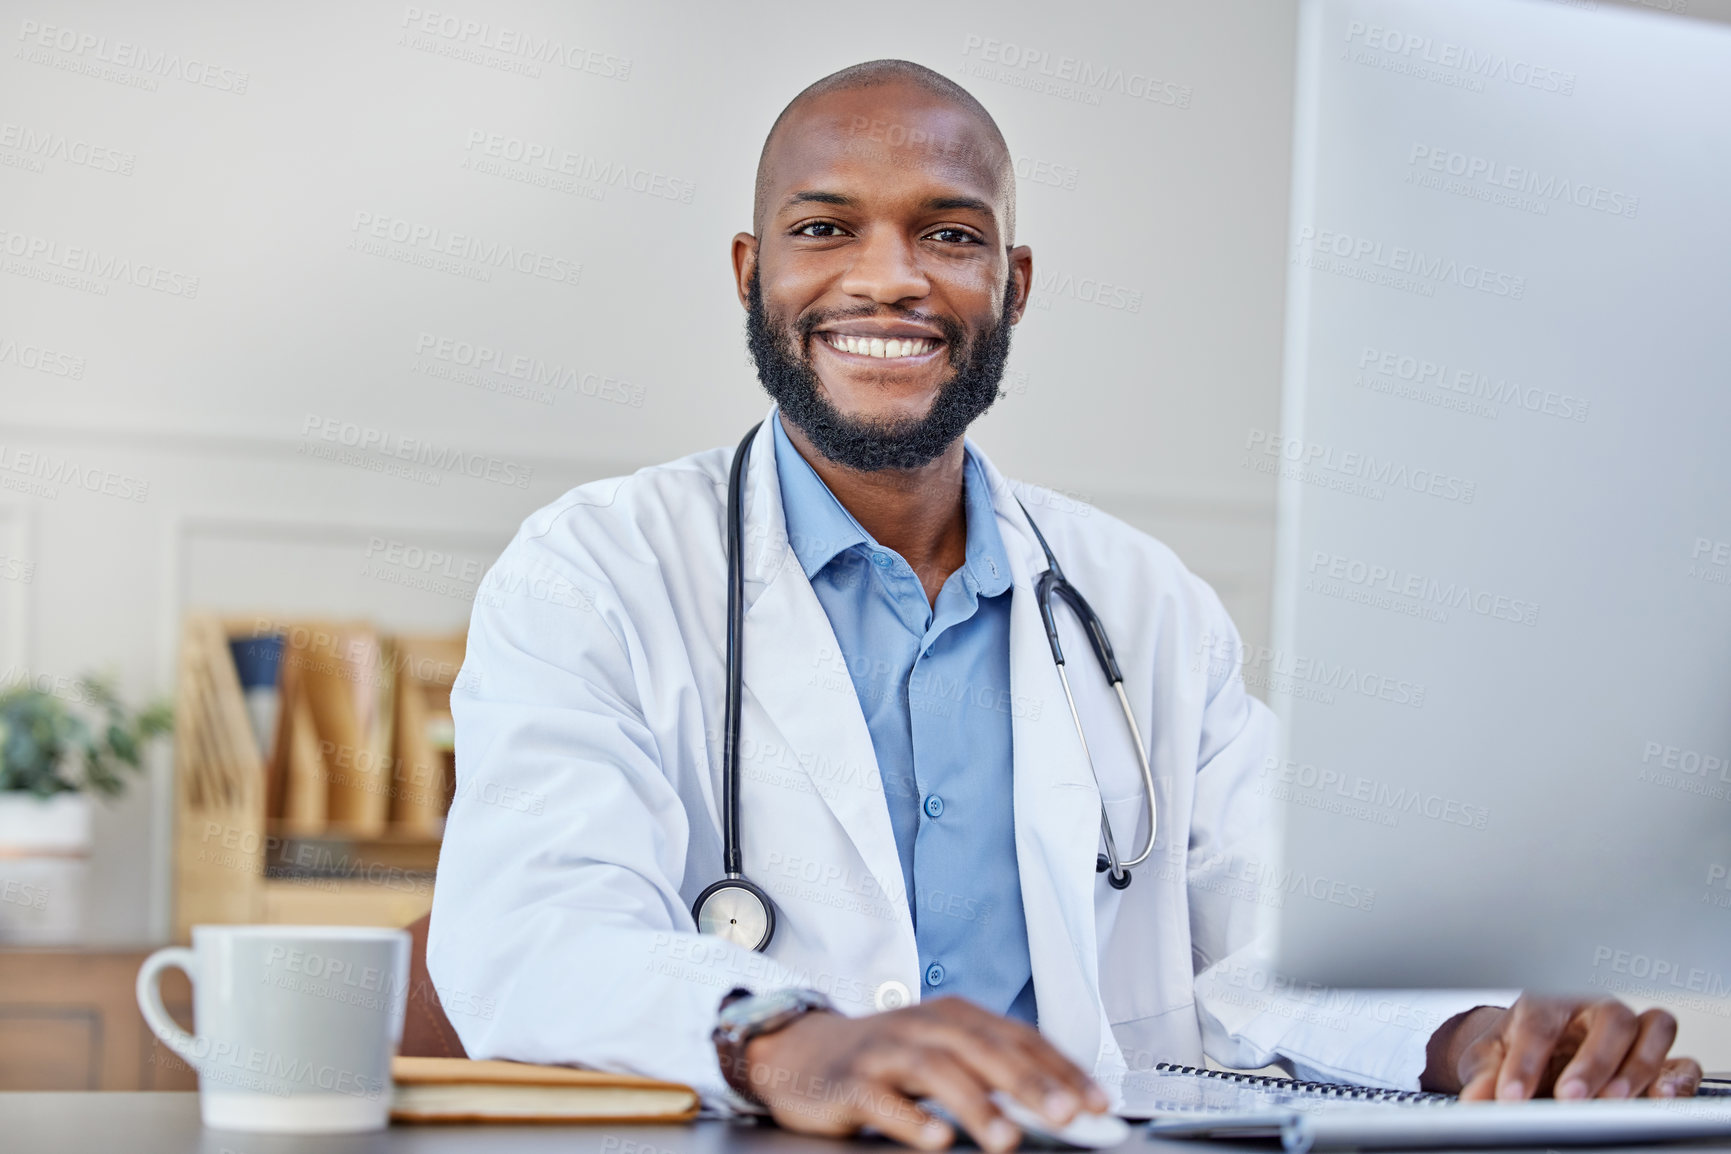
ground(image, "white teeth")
xmin=826 ymin=334 xmax=935 ymax=358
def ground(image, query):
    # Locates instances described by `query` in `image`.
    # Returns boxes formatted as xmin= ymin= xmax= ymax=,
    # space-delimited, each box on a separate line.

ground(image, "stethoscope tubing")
xmin=720 ymin=421 xmax=760 ymax=879
xmin=1015 ymin=497 xmax=1160 ymax=878
xmin=700 ymin=422 xmax=1158 ymax=949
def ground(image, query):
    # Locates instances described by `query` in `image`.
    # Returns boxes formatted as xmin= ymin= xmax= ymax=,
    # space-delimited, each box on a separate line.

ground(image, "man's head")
xmin=733 ymin=60 xmax=1032 ymax=472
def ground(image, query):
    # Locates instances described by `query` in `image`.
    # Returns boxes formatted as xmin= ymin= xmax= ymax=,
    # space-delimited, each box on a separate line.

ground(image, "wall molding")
xmin=0 ymin=419 xmax=1279 ymax=524
xmin=0 ymin=419 xmax=661 ymax=483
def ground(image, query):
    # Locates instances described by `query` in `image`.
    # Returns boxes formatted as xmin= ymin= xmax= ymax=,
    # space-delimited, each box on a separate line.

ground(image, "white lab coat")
xmin=428 ymin=409 xmax=1489 ymax=1109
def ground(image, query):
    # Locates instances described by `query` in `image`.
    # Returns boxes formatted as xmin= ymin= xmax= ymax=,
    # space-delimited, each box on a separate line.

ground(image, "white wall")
xmin=0 ymin=0 xmax=1297 ymax=946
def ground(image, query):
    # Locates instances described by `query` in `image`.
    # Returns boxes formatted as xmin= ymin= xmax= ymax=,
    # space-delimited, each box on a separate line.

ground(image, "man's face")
xmin=735 ymin=84 xmax=1033 ymax=471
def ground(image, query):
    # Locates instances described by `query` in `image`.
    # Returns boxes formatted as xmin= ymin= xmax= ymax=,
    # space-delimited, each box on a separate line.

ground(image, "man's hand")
xmin=737 ymin=996 xmax=1109 ymax=1151
xmin=1422 ymin=996 xmax=1702 ymax=1100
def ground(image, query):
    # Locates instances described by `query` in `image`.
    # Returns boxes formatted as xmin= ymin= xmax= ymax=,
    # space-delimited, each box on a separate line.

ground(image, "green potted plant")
xmin=0 ymin=675 xmax=172 ymax=944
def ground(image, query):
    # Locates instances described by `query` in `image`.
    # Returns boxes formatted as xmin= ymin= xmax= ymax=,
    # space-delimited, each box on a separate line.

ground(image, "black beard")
xmin=744 ymin=268 xmax=1016 ymax=472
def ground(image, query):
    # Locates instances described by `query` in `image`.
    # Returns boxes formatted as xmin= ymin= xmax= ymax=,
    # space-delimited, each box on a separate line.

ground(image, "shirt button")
xmin=871 ymin=552 xmax=890 ymax=567
xmin=923 ymin=794 xmax=944 ymax=819
xmin=925 ymin=962 xmax=946 ymax=987
xmin=874 ymin=979 xmax=912 ymax=1011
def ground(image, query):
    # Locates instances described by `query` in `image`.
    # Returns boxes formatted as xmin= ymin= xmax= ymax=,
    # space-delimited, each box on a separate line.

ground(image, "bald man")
xmin=429 ymin=60 xmax=1701 ymax=1150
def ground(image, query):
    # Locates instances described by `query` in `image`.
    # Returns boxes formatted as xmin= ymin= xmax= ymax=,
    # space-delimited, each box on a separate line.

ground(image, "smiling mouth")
xmin=817 ymin=332 xmax=942 ymax=360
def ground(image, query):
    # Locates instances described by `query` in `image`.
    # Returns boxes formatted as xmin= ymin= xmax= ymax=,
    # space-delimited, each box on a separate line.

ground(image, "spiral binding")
xmin=1151 ymin=1063 xmax=1731 ymax=1102
xmin=1150 ymin=1062 xmax=1454 ymax=1104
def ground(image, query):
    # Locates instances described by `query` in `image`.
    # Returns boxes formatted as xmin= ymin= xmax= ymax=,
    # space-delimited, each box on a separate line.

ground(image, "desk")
xmin=7 ymin=1094 xmax=1731 ymax=1154
xmin=0 ymin=1096 xmax=987 ymax=1154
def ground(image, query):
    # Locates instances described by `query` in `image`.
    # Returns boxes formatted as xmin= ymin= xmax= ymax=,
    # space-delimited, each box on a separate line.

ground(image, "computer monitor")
xmin=1265 ymin=0 xmax=1731 ymax=996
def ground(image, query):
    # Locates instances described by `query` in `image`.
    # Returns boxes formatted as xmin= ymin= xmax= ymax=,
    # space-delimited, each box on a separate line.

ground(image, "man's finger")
xmin=1551 ymin=1002 xmax=1640 ymax=1099
xmin=1008 ymin=1033 xmax=1112 ymax=1113
xmin=1593 ymin=1010 xmax=1677 ymax=1098
xmin=1650 ymin=1057 xmax=1704 ymax=1099
xmin=913 ymin=1005 xmax=1102 ymax=1122
xmin=1494 ymin=999 xmax=1577 ymax=1100
xmin=921 ymin=1023 xmax=1081 ymax=1123
xmin=886 ymin=1046 xmax=1020 ymax=1154
xmin=996 ymin=1030 xmax=1109 ymax=1117
xmin=1457 ymin=1033 xmax=1507 ymax=1102
xmin=850 ymin=1078 xmax=954 ymax=1151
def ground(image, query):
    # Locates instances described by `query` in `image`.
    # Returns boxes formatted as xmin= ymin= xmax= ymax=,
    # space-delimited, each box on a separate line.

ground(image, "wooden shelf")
xmin=258 ymin=878 xmax=436 ymax=929
xmin=260 ymin=827 xmax=443 ymax=874
xmin=262 ymin=824 xmax=444 ymax=846
xmin=172 ymin=614 xmax=463 ymax=940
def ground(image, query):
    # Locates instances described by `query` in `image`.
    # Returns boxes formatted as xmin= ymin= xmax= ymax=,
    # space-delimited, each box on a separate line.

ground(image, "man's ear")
xmin=1007 ymin=244 xmax=1034 ymax=324
xmin=732 ymin=233 xmax=759 ymax=311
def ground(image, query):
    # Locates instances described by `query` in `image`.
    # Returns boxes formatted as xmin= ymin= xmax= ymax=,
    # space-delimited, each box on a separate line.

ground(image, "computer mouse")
xmin=989 ymin=1091 xmax=1130 ymax=1149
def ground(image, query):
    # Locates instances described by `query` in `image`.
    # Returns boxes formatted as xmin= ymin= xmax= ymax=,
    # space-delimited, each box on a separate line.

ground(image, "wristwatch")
xmin=713 ymin=987 xmax=835 ymax=1107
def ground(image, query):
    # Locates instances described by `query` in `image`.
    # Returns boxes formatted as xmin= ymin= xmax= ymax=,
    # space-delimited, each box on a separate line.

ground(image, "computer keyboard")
xmin=1128 ymin=1065 xmax=1731 ymax=1152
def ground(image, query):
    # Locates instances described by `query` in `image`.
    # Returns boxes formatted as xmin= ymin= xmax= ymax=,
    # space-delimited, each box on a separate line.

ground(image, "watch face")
xmin=722 ymin=989 xmax=799 ymax=1030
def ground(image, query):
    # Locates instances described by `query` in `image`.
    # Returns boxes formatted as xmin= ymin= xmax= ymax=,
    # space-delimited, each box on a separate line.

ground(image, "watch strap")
xmin=713 ymin=988 xmax=833 ymax=1107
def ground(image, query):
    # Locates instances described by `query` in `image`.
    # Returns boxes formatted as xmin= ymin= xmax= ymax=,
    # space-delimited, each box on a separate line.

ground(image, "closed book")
xmin=390 ymin=1056 xmax=700 ymax=1124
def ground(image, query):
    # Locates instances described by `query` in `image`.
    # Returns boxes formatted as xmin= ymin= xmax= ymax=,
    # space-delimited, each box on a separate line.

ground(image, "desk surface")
xmin=0 ymin=1094 xmax=1158 ymax=1154
xmin=4 ymin=1093 xmax=1730 ymax=1154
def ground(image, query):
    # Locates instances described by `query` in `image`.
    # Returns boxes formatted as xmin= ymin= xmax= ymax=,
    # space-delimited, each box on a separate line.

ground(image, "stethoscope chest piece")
xmin=693 ymin=876 xmax=776 ymax=952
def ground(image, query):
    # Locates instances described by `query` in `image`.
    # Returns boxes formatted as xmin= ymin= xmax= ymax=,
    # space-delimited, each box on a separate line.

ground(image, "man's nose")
xmin=838 ymin=227 xmax=930 ymax=306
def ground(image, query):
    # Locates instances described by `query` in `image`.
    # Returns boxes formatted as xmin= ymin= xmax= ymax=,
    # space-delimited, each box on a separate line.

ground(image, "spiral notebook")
xmin=1128 ymin=1064 xmax=1731 ymax=1152
xmin=1120 ymin=1062 xmax=1451 ymax=1114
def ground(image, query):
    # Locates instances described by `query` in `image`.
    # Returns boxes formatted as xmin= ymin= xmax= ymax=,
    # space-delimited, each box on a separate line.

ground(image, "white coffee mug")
xmin=137 ymin=924 xmax=410 ymax=1133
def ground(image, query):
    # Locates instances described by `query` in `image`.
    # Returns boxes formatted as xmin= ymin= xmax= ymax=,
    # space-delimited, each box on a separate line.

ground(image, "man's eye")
xmin=928 ymin=228 xmax=980 ymax=245
xmin=797 ymin=222 xmax=846 ymax=238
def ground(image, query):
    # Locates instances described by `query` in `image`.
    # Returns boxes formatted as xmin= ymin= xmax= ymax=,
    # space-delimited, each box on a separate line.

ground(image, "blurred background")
xmin=0 ymin=0 xmax=1725 ymax=1089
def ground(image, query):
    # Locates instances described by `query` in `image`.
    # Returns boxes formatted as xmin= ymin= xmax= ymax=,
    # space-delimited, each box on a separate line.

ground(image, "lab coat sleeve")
xmin=1182 ymin=586 xmax=1510 ymax=1089
xmin=427 ymin=528 xmax=804 ymax=1108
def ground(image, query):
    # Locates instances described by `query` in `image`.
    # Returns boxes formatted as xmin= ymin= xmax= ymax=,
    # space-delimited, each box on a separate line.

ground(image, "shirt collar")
xmin=772 ymin=413 xmax=868 ymax=578
xmin=771 ymin=411 xmax=1013 ymax=598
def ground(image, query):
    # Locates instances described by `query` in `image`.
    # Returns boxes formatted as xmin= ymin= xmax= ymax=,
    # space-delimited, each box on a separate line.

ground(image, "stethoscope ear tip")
xmin=1096 ymin=854 xmax=1133 ymax=890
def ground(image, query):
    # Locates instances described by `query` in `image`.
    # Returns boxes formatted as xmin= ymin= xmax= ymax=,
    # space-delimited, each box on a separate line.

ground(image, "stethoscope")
xmin=692 ymin=422 xmax=1160 ymax=952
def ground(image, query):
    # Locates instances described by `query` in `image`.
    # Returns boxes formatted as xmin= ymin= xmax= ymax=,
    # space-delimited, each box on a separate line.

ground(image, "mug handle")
xmin=136 ymin=946 xmax=200 ymax=1068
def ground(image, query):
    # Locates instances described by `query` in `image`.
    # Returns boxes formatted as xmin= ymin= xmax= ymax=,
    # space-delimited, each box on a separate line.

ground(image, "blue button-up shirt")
xmin=772 ymin=413 xmax=1037 ymax=1022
